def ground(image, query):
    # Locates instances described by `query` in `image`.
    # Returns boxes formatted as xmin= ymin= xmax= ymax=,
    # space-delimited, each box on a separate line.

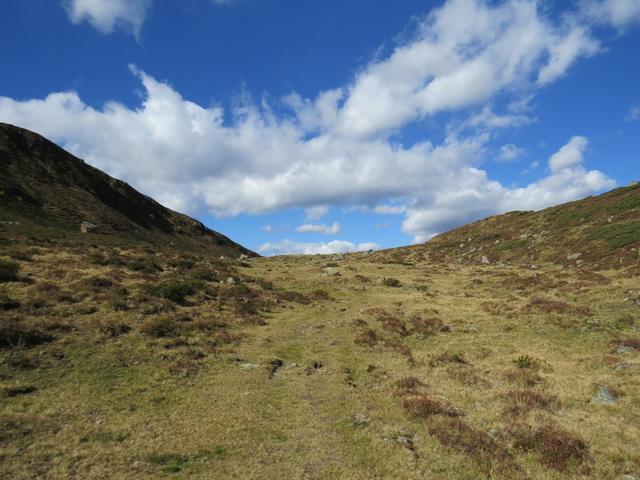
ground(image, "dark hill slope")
xmin=0 ymin=122 xmax=254 ymax=256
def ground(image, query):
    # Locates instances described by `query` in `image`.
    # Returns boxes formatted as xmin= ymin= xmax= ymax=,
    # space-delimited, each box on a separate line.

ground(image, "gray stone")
xmin=323 ymin=267 xmax=339 ymax=276
xmin=481 ymin=255 xmax=490 ymax=264
xmin=590 ymin=385 xmax=617 ymax=405
xmin=567 ymin=252 xmax=582 ymax=261
xmin=353 ymin=414 xmax=370 ymax=425
xmin=226 ymin=276 xmax=236 ymax=285
xmin=239 ymin=363 xmax=259 ymax=370
xmin=617 ymin=345 xmax=634 ymax=354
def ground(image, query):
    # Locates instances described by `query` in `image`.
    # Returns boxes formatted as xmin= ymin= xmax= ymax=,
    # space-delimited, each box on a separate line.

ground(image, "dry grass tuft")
xmin=501 ymin=390 xmax=560 ymax=418
xmin=393 ymin=377 xmax=426 ymax=396
xmin=403 ymin=394 xmax=462 ymax=418
xmin=354 ymin=329 xmax=381 ymax=347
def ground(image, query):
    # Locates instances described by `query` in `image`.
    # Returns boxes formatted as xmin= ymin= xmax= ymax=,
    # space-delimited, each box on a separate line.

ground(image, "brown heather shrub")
xmin=501 ymin=390 xmax=560 ymax=418
xmin=95 ymin=318 xmax=131 ymax=338
xmin=386 ymin=342 xmax=416 ymax=366
xmin=0 ymin=319 xmax=53 ymax=348
xmin=410 ymin=315 xmax=449 ymax=335
xmin=403 ymin=394 xmax=462 ymax=418
xmin=277 ymin=290 xmax=310 ymax=305
xmin=393 ymin=377 xmax=426 ymax=396
xmin=431 ymin=352 xmax=468 ymax=366
xmin=429 ymin=418 xmax=521 ymax=477
xmin=378 ymin=314 xmax=409 ymax=337
xmin=511 ymin=424 xmax=591 ymax=472
xmin=354 ymin=329 xmax=380 ymax=347
xmin=382 ymin=277 xmax=401 ymax=287
xmin=619 ymin=338 xmax=640 ymax=350
xmin=526 ymin=296 xmax=590 ymax=316
xmin=140 ymin=317 xmax=181 ymax=338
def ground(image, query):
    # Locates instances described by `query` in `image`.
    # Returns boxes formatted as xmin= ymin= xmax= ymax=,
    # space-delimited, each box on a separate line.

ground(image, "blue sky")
xmin=1 ymin=0 xmax=639 ymax=255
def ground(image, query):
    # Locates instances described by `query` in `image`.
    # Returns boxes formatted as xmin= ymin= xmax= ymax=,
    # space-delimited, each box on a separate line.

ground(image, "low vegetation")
xmin=1 ymin=182 xmax=639 ymax=479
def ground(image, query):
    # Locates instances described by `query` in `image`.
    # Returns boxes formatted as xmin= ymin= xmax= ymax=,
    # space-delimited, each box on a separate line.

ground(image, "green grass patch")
xmin=588 ymin=221 xmax=640 ymax=249
xmin=495 ymin=238 xmax=528 ymax=252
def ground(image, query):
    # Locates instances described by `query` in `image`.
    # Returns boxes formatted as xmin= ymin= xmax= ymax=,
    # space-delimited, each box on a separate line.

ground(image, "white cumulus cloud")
xmin=64 ymin=0 xmax=152 ymax=37
xmin=1 ymin=0 xmax=627 ymax=247
xmin=259 ymin=240 xmax=379 ymax=256
xmin=498 ymin=143 xmax=525 ymax=162
xmin=296 ymin=222 xmax=341 ymax=235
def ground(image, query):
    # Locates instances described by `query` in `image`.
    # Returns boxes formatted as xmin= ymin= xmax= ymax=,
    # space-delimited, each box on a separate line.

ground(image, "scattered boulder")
xmin=353 ymin=414 xmax=370 ymax=426
xmin=323 ymin=267 xmax=339 ymax=276
xmin=566 ymin=253 xmax=582 ymax=261
xmin=225 ymin=277 xmax=236 ymax=285
xmin=481 ymin=255 xmax=490 ymax=264
xmin=80 ymin=221 xmax=97 ymax=233
xmin=590 ymin=385 xmax=617 ymax=405
xmin=238 ymin=363 xmax=259 ymax=370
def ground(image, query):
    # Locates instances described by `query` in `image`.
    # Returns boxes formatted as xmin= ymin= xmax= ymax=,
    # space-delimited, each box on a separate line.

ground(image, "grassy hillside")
xmin=1 ymin=228 xmax=639 ymax=478
xmin=409 ymin=183 xmax=640 ymax=269
xmin=0 ymin=123 xmax=254 ymax=257
xmin=1 ymin=133 xmax=639 ymax=478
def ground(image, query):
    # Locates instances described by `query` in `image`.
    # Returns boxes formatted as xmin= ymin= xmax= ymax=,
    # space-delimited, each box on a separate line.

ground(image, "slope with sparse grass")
xmin=1 ymin=127 xmax=639 ymax=478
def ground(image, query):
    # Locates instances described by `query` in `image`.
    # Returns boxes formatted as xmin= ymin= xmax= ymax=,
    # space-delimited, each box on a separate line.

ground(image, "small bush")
xmin=0 ymin=290 xmax=20 ymax=310
xmin=378 ymin=314 xmax=409 ymax=337
xmin=429 ymin=418 xmax=520 ymax=476
xmin=410 ymin=315 xmax=449 ymax=335
xmin=140 ymin=317 xmax=181 ymax=338
xmin=512 ymin=424 xmax=590 ymax=472
xmin=393 ymin=377 xmax=426 ymax=396
xmin=620 ymin=338 xmax=640 ymax=350
xmin=0 ymin=319 xmax=53 ymax=348
xmin=148 ymin=453 xmax=190 ymax=473
xmin=156 ymin=280 xmax=199 ymax=304
xmin=403 ymin=394 xmax=462 ymax=418
xmin=0 ymin=259 xmax=19 ymax=282
xmin=513 ymin=355 xmax=539 ymax=370
xmin=88 ymin=277 xmax=113 ymax=289
xmin=382 ymin=277 xmax=401 ymax=287
xmin=431 ymin=352 xmax=468 ymax=366
xmin=96 ymin=319 xmax=131 ymax=338
xmin=354 ymin=329 xmax=380 ymax=347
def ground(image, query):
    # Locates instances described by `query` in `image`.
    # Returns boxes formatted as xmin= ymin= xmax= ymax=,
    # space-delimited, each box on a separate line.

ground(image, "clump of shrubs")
xmin=140 ymin=317 xmax=181 ymax=338
xmin=0 ymin=290 xmax=20 ymax=310
xmin=431 ymin=352 xmax=468 ymax=366
xmin=403 ymin=394 xmax=462 ymax=418
xmin=513 ymin=355 xmax=539 ymax=370
xmin=382 ymin=277 xmax=401 ymax=287
xmin=95 ymin=318 xmax=131 ymax=338
xmin=0 ymin=259 xmax=20 ymax=282
xmin=393 ymin=377 xmax=426 ymax=396
xmin=354 ymin=329 xmax=380 ymax=347
xmin=410 ymin=315 xmax=449 ymax=336
xmin=155 ymin=280 xmax=200 ymax=304
xmin=511 ymin=424 xmax=591 ymax=472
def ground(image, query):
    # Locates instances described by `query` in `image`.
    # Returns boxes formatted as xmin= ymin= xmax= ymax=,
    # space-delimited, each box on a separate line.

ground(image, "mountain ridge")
xmin=0 ymin=122 xmax=255 ymax=256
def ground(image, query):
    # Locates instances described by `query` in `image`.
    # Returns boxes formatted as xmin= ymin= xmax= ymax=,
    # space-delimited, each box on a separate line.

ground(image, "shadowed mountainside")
xmin=0 ymin=122 xmax=255 ymax=256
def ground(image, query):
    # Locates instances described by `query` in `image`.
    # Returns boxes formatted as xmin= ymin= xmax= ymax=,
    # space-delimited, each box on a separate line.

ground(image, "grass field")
xmin=1 ymin=242 xmax=639 ymax=479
